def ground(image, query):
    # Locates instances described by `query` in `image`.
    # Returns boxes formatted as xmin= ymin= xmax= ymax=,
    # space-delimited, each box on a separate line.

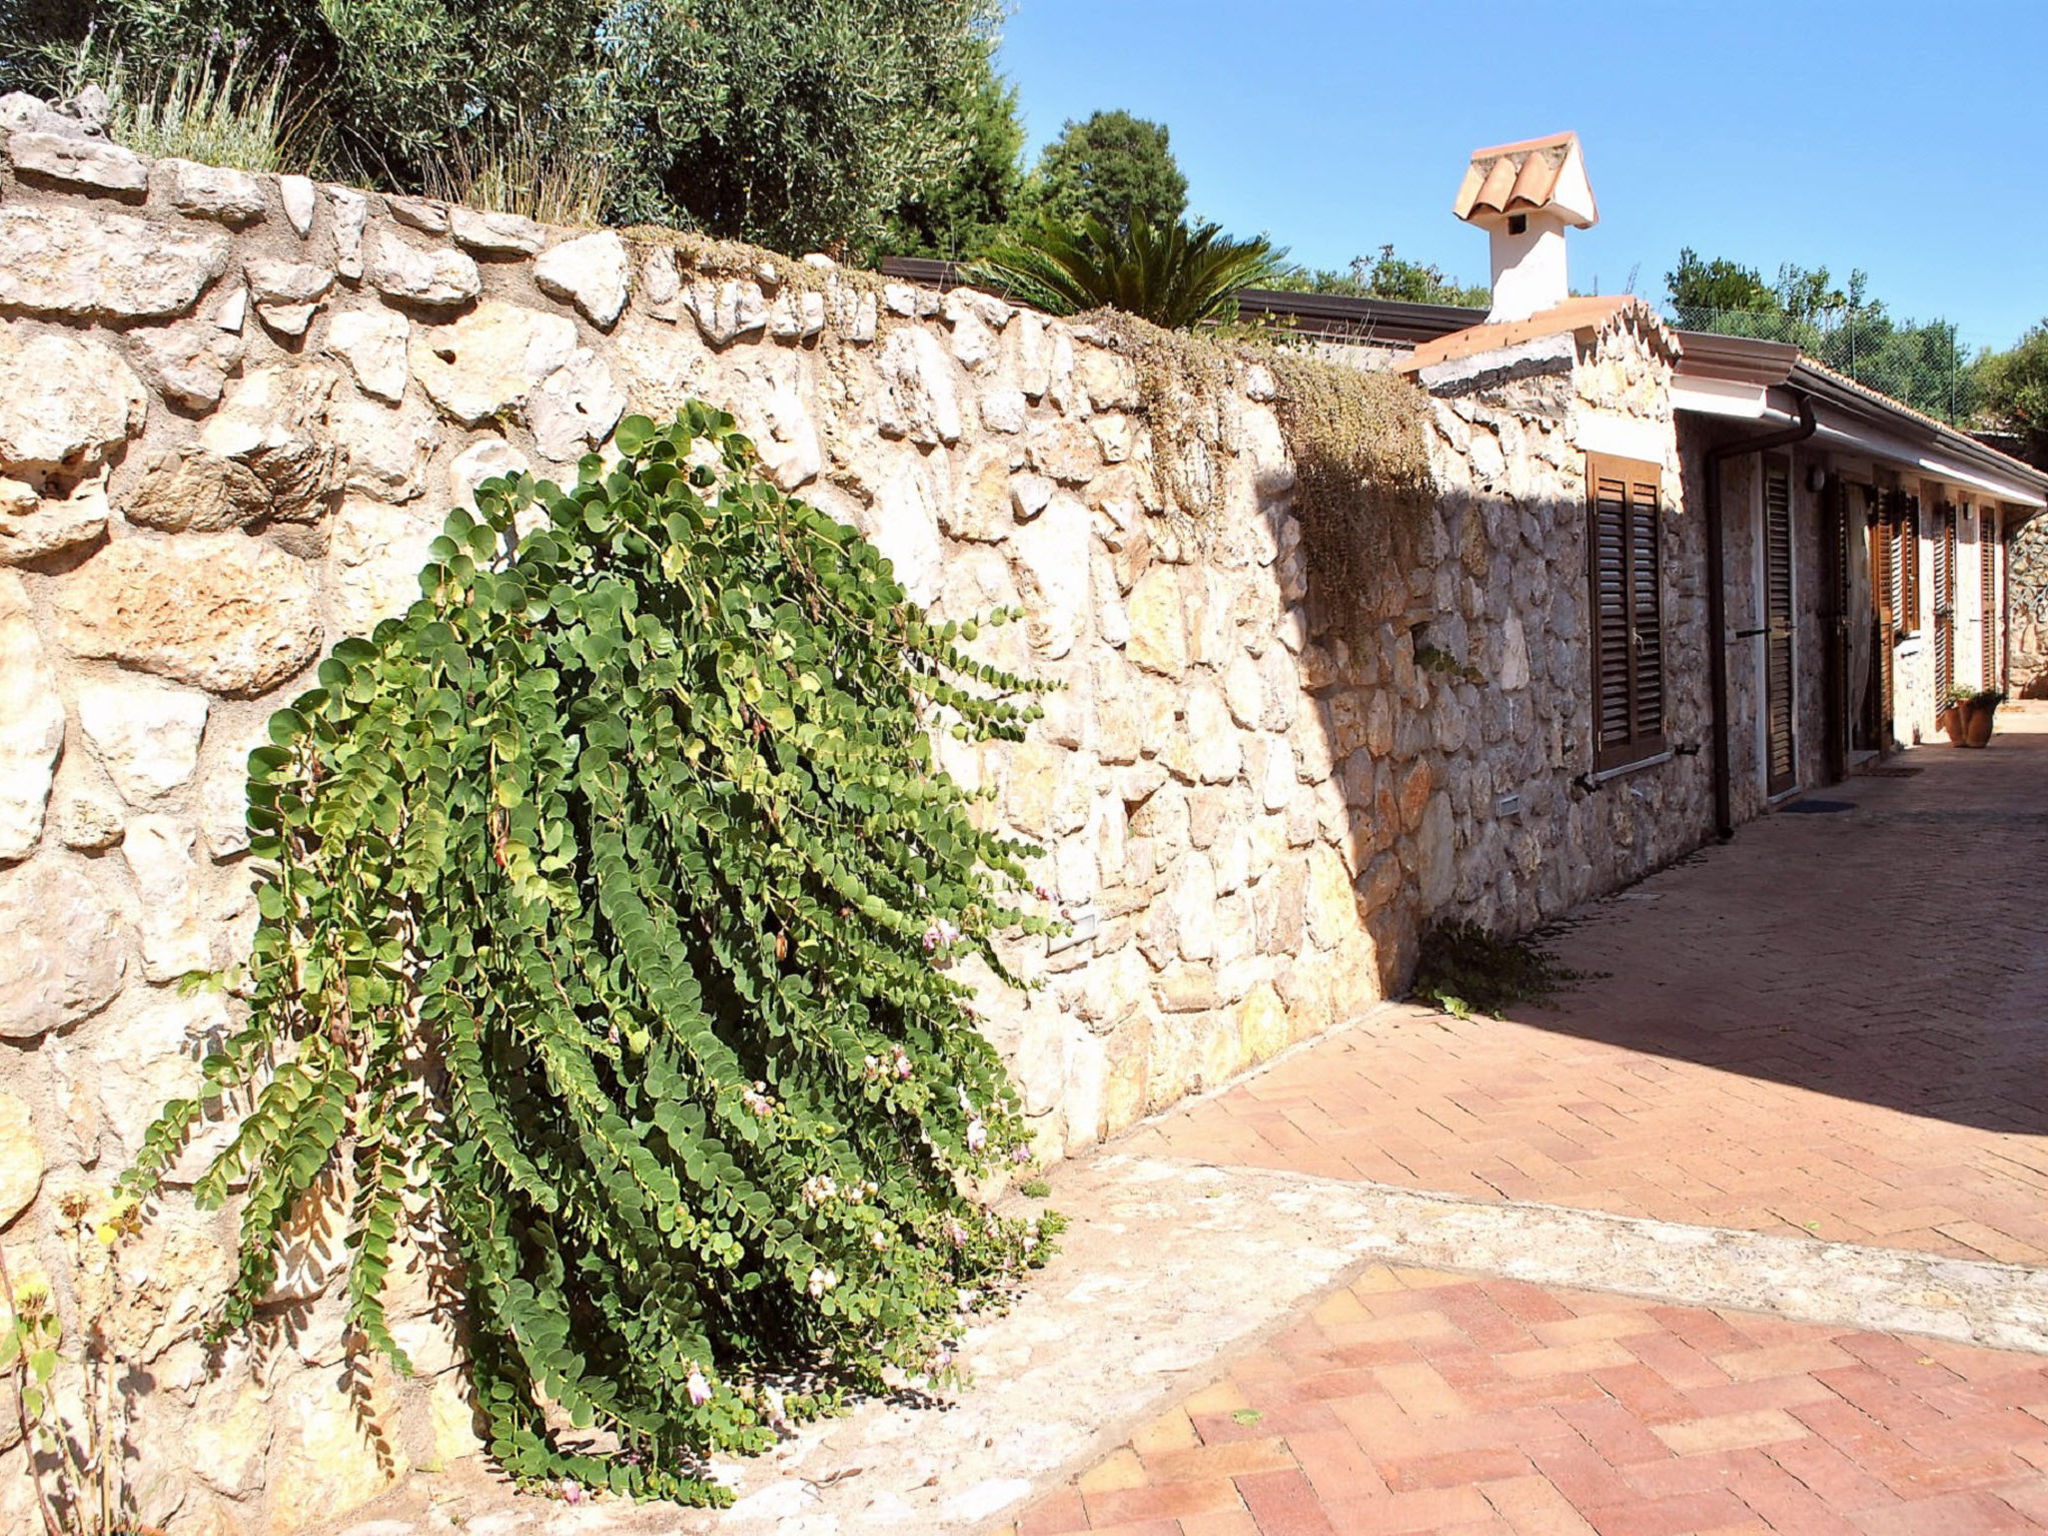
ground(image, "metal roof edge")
xmin=1785 ymin=362 xmax=2048 ymax=502
xmin=1673 ymin=329 xmax=2047 ymax=503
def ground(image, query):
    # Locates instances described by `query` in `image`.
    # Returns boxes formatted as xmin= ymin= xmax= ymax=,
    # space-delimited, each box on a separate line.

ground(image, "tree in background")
xmin=1980 ymin=323 xmax=2048 ymax=464
xmin=1665 ymin=250 xmax=1981 ymax=423
xmin=2 ymin=0 xmax=1004 ymax=257
xmin=881 ymin=39 xmax=1024 ymax=259
xmin=1271 ymin=245 xmax=1489 ymax=308
xmin=1664 ymin=247 xmax=1779 ymax=320
xmin=602 ymin=0 xmax=1001 ymax=254
xmin=1023 ymin=109 xmax=1188 ymax=237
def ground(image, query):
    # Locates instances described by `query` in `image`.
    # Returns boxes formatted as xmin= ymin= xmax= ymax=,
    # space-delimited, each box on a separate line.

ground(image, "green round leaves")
xmin=122 ymin=407 xmax=1058 ymax=1504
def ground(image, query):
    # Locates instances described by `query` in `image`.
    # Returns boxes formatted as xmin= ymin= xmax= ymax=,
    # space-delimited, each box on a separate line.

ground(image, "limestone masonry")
xmin=0 ymin=99 xmax=1707 ymax=1533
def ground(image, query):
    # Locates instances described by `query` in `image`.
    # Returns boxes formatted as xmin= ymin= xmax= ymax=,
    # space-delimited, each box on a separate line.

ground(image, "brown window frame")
xmin=1586 ymin=453 xmax=1667 ymax=774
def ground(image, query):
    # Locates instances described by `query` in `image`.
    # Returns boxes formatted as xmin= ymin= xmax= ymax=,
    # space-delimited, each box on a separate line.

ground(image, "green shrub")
xmin=124 ymin=405 xmax=1057 ymax=1502
xmin=1410 ymin=920 xmax=1580 ymax=1020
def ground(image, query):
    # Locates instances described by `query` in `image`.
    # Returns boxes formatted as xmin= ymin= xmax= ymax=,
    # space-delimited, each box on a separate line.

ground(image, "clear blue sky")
xmin=994 ymin=0 xmax=2047 ymax=351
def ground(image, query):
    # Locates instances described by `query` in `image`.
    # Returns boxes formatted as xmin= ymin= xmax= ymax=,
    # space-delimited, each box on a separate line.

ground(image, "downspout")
xmin=1702 ymin=390 xmax=1817 ymax=840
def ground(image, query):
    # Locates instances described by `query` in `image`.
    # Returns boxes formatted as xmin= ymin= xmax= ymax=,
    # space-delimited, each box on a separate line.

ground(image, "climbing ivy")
xmin=123 ymin=404 xmax=1059 ymax=1502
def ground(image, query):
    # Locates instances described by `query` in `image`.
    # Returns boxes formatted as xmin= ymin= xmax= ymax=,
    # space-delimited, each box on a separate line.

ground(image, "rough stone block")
xmin=527 ymin=348 xmax=625 ymax=462
xmin=320 ymin=308 xmax=410 ymax=403
xmin=0 ymin=204 xmax=231 ymax=319
xmin=7 ymin=129 xmax=147 ymax=194
xmin=0 ymin=573 xmax=63 ymax=860
xmin=130 ymin=319 xmax=245 ymax=411
xmin=534 ymin=231 xmax=631 ymax=328
xmin=0 ymin=860 xmax=127 ymax=1038
xmin=0 ymin=321 xmax=146 ymax=476
xmin=123 ymin=451 xmax=267 ymax=534
xmin=0 ymin=1095 xmax=41 ymax=1229
xmin=121 ymin=814 xmax=212 ymax=981
xmin=877 ymin=327 xmax=963 ymax=445
xmin=77 ymin=673 xmax=209 ymax=804
xmin=410 ymin=300 xmax=577 ymax=426
xmin=54 ymin=535 xmax=323 ymax=696
xmin=164 ymin=160 xmax=269 ymax=223
xmin=366 ymin=229 xmax=481 ymax=309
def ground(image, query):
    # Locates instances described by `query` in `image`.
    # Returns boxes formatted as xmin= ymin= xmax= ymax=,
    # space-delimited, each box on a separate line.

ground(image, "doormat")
xmin=1854 ymin=765 xmax=1922 ymax=778
xmin=1777 ymin=798 xmax=1858 ymax=814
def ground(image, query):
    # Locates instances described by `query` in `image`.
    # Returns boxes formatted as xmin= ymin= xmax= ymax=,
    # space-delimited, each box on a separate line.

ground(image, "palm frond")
xmin=967 ymin=215 xmax=1283 ymax=330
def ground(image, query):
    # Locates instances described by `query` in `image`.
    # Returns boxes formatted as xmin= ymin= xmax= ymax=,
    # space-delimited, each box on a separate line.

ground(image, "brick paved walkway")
xmin=1013 ymin=1265 xmax=2048 ymax=1536
xmin=1006 ymin=715 xmax=2048 ymax=1535
xmin=1129 ymin=711 xmax=2048 ymax=1265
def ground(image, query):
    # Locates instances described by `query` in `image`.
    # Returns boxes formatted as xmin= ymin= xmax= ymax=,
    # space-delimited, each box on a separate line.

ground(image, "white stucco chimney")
xmin=1451 ymin=133 xmax=1598 ymax=323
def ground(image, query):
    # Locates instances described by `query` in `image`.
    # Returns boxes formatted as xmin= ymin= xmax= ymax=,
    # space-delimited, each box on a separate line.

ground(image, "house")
xmin=1398 ymin=133 xmax=2048 ymax=835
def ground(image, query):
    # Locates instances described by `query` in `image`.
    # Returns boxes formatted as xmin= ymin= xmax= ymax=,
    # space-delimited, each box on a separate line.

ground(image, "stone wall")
xmin=2012 ymin=512 xmax=2048 ymax=698
xmin=0 ymin=106 xmax=1711 ymax=1534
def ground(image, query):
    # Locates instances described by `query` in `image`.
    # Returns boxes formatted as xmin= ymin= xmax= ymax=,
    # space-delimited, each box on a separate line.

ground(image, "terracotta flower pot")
xmin=1963 ymin=698 xmax=1997 ymax=748
xmin=1940 ymin=706 xmax=1968 ymax=746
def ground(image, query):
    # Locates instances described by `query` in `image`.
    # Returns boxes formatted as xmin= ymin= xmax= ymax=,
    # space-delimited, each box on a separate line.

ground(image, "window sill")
xmin=1592 ymin=750 xmax=1673 ymax=785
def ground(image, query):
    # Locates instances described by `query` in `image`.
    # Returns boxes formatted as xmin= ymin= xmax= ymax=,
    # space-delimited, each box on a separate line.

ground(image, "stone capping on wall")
xmin=0 ymin=102 xmax=1707 ymax=1534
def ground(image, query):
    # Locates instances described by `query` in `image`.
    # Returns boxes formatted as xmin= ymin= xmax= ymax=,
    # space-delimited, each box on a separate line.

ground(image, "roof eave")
xmin=1672 ymin=330 xmax=2048 ymax=509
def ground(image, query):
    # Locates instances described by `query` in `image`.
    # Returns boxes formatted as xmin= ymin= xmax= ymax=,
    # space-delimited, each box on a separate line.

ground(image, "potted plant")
xmin=1941 ymin=685 xmax=2005 ymax=748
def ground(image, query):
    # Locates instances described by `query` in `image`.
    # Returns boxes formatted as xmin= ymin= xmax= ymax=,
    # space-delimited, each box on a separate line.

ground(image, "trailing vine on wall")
xmin=1081 ymin=313 xmax=1438 ymax=614
xmin=1266 ymin=353 xmax=1436 ymax=646
xmin=122 ymin=404 xmax=1059 ymax=1503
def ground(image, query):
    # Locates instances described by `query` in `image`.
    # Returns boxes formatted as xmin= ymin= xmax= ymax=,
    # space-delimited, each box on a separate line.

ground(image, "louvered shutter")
xmin=1983 ymin=510 xmax=2000 ymax=690
xmin=1588 ymin=454 xmax=1666 ymax=771
xmin=1933 ymin=505 xmax=1956 ymax=697
xmin=1871 ymin=510 xmax=1896 ymax=733
xmin=1899 ymin=495 xmax=1921 ymax=635
xmin=1764 ymin=458 xmax=1795 ymax=794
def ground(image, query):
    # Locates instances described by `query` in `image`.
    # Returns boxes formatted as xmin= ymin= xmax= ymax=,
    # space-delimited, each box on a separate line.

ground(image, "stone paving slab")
xmin=305 ymin=1154 xmax=2048 ymax=1536
xmin=1133 ymin=717 xmax=2048 ymax=1266
xmin=313 ymin=720 xmax=2048 ymax=1534
xmin=1003 ymin=1263 xmax=2048 ymax=1536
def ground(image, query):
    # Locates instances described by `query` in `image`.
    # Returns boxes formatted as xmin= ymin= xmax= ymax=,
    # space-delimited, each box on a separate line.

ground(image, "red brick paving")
xmin=1006 ymin=716 xmax=2048 ymax=1534
xmin=1130 ymin=713 xmax=2048 ymax=1265
xmin=1002 ymin=1266 xmax=2048 ymax=1535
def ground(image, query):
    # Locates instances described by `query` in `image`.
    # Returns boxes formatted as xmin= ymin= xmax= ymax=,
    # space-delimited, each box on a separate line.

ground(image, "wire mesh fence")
xmin=1667 ymin=305 xmax=1988 ymax=426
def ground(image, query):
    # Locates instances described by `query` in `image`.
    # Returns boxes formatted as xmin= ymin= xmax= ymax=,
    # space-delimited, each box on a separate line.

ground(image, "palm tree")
xmin=966 ymin=214 xmax=1282 ymax=330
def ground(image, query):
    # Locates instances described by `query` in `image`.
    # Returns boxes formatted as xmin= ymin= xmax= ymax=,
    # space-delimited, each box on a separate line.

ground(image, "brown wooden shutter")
xmin=1983 ymin=509 xmax=2000 ymax=690
xmin=1871 ymin=511 xmax=1896 ymax=737
xmin=1933 ymin=504 xmax=1956 ymax=698
xmin=1899 ymin=495 xmax=1921 ymax=635
xmin=1764 ymin=457 xmax=1796 ymax=795
xmin=1588 ymin=454 xmax=1666 ymax=771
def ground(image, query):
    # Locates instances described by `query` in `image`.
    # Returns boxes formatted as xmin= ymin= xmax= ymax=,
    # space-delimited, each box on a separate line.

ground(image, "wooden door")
xmin=1764 ymin=457 xmax=1796 ymax=795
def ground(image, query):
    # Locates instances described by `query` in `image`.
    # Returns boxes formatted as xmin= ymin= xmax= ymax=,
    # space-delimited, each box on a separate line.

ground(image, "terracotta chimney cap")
xmin=1453 ymin=132 xmax=1598 ymax=229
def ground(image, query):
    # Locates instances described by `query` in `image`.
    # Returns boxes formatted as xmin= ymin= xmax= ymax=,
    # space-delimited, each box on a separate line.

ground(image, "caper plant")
xmin=124 ymin=405 xmax=1056 ymax=1501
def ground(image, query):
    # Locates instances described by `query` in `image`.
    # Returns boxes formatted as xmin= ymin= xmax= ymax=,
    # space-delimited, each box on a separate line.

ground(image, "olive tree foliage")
xmin=122 ymin=405 xmax=1058 ymax=1501
xmin=3 ymin=0 xmax=606 ymax=175
xmin=881 ymin=36 xmax=1024 ymax=260
xmin=602 ymin=0 xmax=1003 ymax=252
xmin=2 ymin=0 xmax=1005 ymax=255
